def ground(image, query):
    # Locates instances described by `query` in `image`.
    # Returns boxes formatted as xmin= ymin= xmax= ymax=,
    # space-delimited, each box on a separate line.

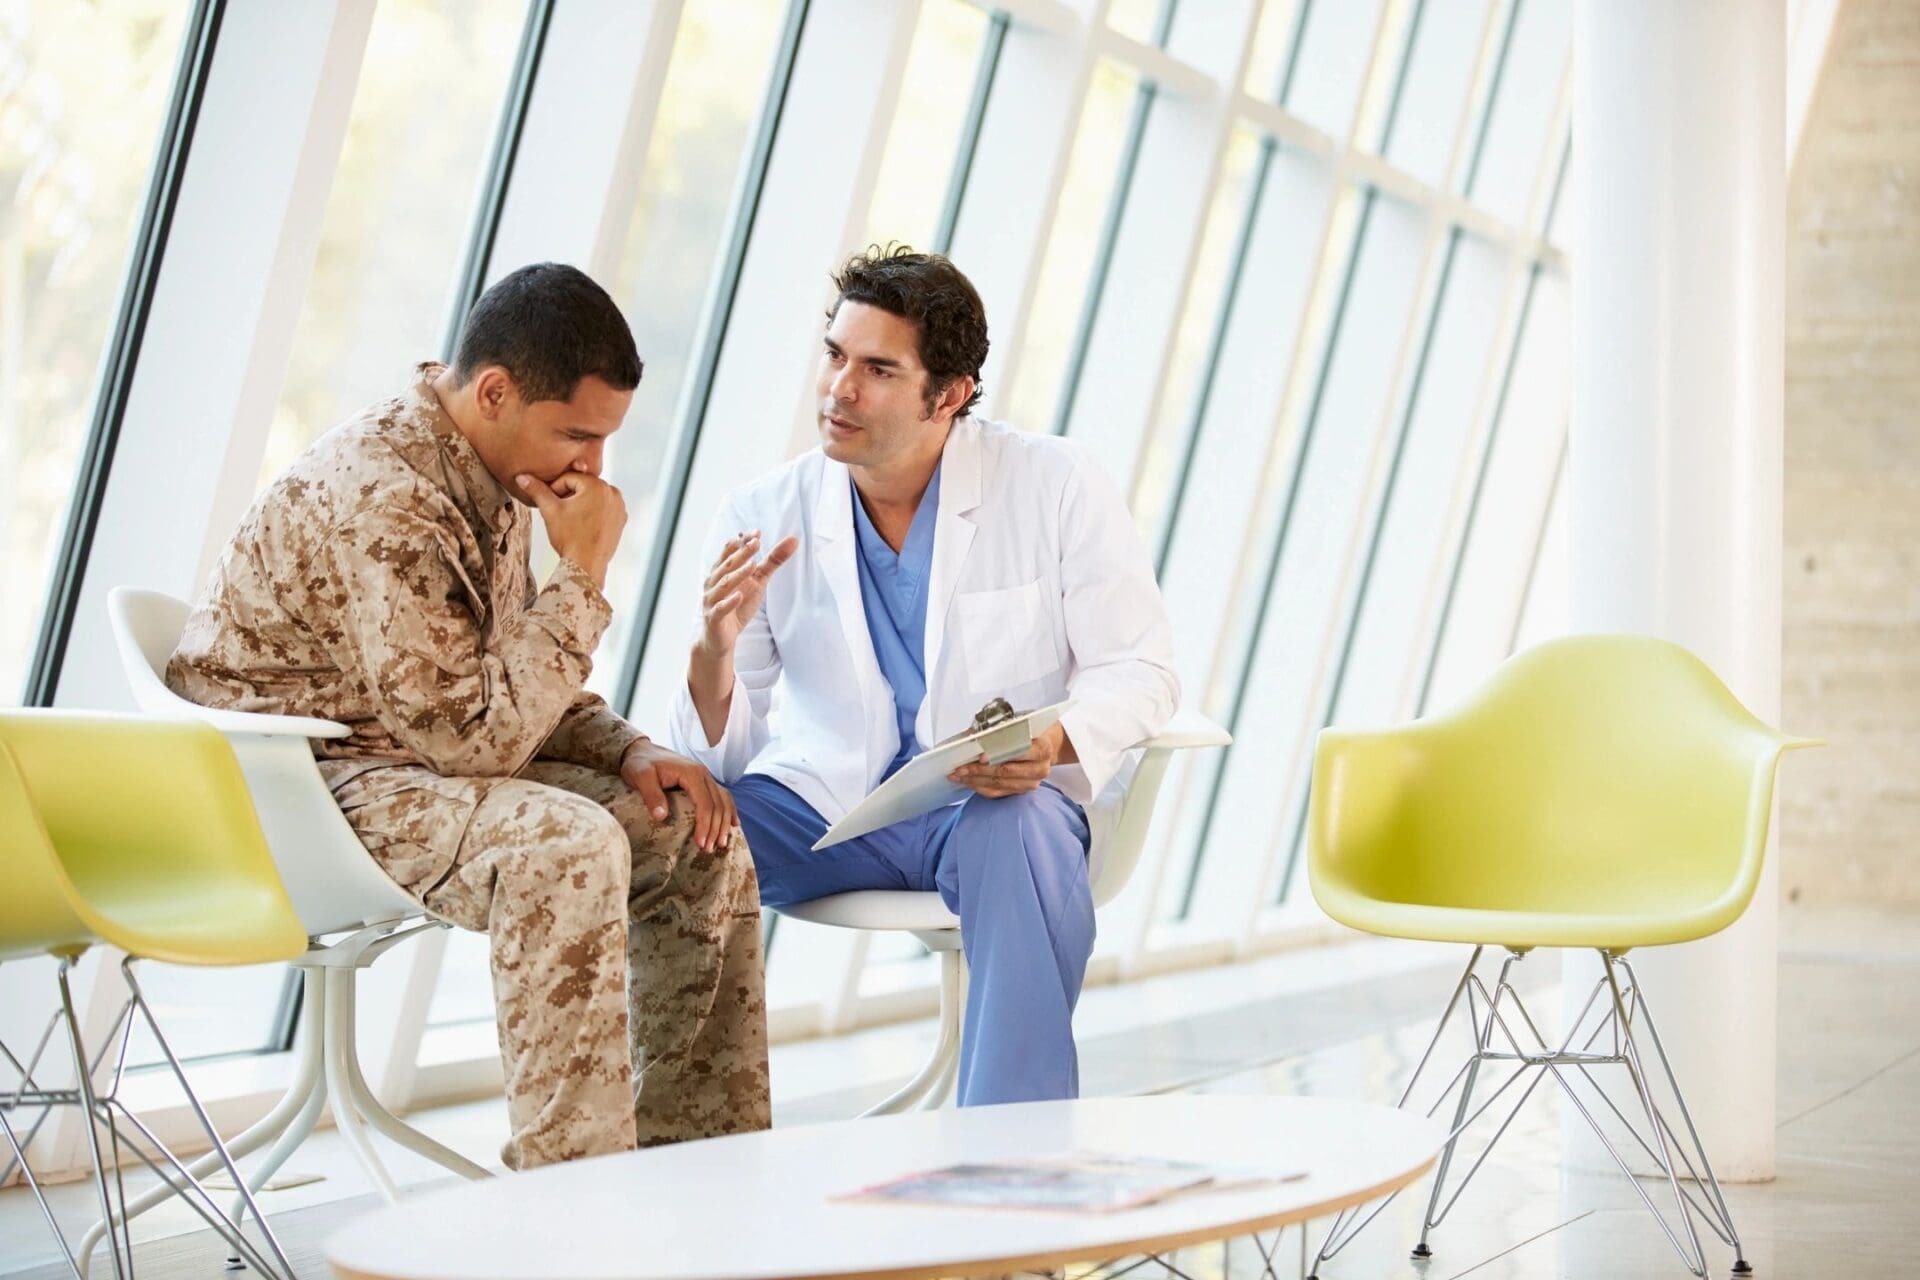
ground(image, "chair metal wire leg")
xmin=71 ymin=975 xmax=271 ymax=1274
xmin=0 ymin=1008 xmax=65 ymax=1188
xmin=1412 ymin=1054 xmax=1482 ymax=1261
xmin=120 ymin=962 xmax=297 ymax=1280
xmin=1599 ymin=955 xmax=1714 ymax=1279
xmin=1475 ymin=966 xmax=1708 ymax=1275
xmin=1424 ymin=1064 xmax=1550 ymax=1235
xmin=0 ymin=1006 xmax=61 ymax=1099
xmin=68 ymin=1014 xmax=141 ymax=1280
xmin=1411 ymin=951 xmax=1518 ymax=1259
xmin=1 ymin=1105 xmax=85 ymax=1279
xmin=1617 ymin=957 xmax=1749 ymax=1273
xmin=1310 ymin=948 xmax=1715 ymax=1279
xmin=1423 ymin=969 xmax=1622 ymax=1238
xmin=1395 ymin=946 xmax=1484 ymax=1113
xmin=0 ymin=998 xmax=133 ymax=1266
xmin=57 ymin=962 xmax=130 ymax=1280
xmin=92 ymin=1101 xmax=286 ymax=1278
xmin=1308 ymin=947 xmax=1485 ymax=1277
xmin=1441 ymin=950 xmax=1735 ymax=1280
xmin=73 ymin=994 xmax=321 ymax=1278
xmin=102 ymin=1094 xmax=133 ymax=1279
xmin=1563 ymin=1056 xmax=1736 ymax=1248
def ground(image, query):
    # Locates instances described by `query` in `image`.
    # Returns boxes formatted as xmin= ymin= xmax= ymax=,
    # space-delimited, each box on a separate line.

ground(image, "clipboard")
xmin=811 ymin=700 xmax=1074 ymax=850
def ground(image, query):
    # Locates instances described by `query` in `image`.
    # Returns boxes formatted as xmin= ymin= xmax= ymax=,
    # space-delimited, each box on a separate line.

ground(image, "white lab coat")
xmin=667 ymin=415 xmax=1179 ymax=862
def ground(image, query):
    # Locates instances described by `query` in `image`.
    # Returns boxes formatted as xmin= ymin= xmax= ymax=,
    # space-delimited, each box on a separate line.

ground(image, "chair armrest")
xmin=108 ymin=587 xmax=351 ymax=740
xmin=165 ymin=702 xmax=353 ymax=741
xmin=1136 ymin=708 xmax=1231 ymax=753
xmin=1306 ymin=726 xmax=1429 ymax=886
xmin=123 ymin=659 xmax=351 ymax=739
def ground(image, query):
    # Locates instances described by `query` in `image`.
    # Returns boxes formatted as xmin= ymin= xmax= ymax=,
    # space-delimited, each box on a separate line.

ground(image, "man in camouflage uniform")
xmin=169 ymin=263 xmax=769 ymax=1170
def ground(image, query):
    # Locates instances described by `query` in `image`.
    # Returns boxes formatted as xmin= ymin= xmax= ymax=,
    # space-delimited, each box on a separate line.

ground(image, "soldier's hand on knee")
xmin=620 ymin=741 xmax=739 ymax=853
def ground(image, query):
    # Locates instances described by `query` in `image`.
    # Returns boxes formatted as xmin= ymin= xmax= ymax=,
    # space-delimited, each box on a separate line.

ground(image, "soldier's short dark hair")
xmin=451 ymin=262 xmax=643 ymax=403
xmin=829 ymin=245 xmax=988 ymax=418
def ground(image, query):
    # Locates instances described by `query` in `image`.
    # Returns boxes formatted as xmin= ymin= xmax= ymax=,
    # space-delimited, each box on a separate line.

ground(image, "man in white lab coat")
xmin=669 ymin=247 xmax=1178 ymax=1103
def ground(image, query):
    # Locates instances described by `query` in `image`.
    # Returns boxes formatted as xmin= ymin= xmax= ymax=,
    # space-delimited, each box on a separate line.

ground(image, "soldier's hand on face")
xmin=619 ymin=741 xmax=739 ymax=853
xmin=516 ymin=471 xmax=627 ymax=591
xmin=947 ymin=723 xmax=1068 ymax=799
xmin=698 ymin=530 xmax=799 ymax=658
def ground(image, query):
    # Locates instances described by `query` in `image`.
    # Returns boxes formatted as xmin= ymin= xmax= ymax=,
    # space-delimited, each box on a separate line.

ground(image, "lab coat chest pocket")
xmin=955 ymin=579 xmax=1063 ymax=695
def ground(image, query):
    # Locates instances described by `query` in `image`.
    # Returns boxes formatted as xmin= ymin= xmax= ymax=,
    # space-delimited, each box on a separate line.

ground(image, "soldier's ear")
xmin=471 ymin=366 xmax=516 ymax=420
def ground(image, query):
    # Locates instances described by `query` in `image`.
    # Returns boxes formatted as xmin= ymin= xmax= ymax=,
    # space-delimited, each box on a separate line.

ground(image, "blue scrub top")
xmin=852 ymin=463 xmax=942 ymax=780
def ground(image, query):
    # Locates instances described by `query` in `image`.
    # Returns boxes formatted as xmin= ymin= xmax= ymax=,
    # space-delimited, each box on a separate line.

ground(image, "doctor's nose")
xmin=829 ymin=365 xmax=858 ymax=403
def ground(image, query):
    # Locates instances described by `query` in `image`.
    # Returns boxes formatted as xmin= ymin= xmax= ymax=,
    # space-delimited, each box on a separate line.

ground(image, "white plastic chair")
xmin=89 ymin=588 xmax=491 ymax=1270
xmin=776 ymin=709 xmax=1230 ymax=1114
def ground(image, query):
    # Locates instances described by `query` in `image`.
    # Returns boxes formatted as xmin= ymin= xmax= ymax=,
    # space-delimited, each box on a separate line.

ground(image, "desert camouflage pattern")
xmin=169 ymin=363 xmax=769 ymax=1168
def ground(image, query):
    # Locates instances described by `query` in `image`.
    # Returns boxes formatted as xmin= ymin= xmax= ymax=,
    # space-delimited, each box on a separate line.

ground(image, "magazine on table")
xmin=836 ymin=1151 xmax=1307 ymax=1214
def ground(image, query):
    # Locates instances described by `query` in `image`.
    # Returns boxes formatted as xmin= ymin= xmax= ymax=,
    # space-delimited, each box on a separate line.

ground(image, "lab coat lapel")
xmin=921 ymin=418 xmax=982 ymax=738
xmin=813 ymin=457 xmax=886 ymax=774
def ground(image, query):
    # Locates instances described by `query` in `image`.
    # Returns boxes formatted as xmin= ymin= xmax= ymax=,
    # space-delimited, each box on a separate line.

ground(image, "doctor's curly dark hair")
xmin=828 ymin=244 xmax=989 ymax=420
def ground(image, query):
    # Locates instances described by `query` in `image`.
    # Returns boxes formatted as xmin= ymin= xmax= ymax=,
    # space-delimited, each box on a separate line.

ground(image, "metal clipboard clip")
xmin=933 ymin=698 xmax=1031 ymax=765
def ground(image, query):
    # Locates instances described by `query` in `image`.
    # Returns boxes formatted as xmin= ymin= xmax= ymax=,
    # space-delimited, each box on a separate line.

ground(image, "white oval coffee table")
xmin=325 ymin=1094 xmax=1442 ymax=1280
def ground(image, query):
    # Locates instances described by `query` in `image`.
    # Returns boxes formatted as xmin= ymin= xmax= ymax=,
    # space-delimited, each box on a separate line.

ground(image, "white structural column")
xmin=1567 ymin=0 xmax=1784 ymax=1181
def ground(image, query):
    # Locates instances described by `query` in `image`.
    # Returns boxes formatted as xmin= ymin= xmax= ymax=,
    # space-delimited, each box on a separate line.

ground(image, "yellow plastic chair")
xmin=1300 ymin=635 xmax=1819 ymax=1280
xmin=0 ymin=711 xmax=305 ymax=1280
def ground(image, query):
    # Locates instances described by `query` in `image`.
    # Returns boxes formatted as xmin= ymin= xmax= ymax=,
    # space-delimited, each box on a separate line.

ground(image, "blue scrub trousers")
xmin=728 ymin=773 xmax=1095 ymax=1105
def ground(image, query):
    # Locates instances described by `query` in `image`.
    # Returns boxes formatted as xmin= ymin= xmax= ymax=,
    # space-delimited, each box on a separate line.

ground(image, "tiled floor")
xmin=2 ymin=907 xmax=1911 ymax=1278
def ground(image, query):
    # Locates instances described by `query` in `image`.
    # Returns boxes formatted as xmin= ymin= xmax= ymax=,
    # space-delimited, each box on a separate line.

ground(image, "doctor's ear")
xmin=925 ymin=374 xmax=975 ymax=425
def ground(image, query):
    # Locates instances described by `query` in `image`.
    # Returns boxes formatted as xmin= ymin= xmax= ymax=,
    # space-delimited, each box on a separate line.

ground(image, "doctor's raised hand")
xmin=698 ymin=530 xmax=800 ymax=654
xmin=689 ymin=529 xmax=799 ymax=745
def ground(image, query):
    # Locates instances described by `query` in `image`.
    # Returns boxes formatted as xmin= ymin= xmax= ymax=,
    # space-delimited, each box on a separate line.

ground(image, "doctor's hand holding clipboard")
xmin=944 ymin=705 xmax=1078 ymax=799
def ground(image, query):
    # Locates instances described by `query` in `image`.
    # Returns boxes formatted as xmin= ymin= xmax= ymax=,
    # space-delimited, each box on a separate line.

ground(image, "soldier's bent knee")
xmin=529 ymin=793 xmax=630 ymax=897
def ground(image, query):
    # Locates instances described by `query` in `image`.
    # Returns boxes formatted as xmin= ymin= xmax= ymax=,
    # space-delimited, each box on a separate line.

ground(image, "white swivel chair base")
xmin=776 ymin=891 xmax=968 ymax=1116
xmin=75 ymin=922 xmax=492 ymax=1277
xmin=863 ymin=942 xmax=966 ymax=1115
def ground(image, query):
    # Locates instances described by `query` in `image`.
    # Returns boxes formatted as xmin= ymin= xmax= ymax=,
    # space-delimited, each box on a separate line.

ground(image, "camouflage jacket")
xmin=168 ymin=362 xmax=641 ymax=788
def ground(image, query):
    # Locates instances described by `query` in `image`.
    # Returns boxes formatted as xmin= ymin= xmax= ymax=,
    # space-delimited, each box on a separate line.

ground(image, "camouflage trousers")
xmin=330 ymin=760 xmax=771 ymax=1170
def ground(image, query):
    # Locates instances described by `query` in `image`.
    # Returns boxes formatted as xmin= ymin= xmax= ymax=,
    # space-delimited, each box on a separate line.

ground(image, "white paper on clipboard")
xmin=811 ymin=701 xmax=1074 ymax=851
